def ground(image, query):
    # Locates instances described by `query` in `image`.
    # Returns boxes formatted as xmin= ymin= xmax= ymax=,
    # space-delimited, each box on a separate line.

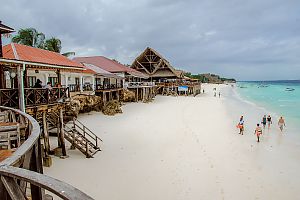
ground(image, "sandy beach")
xmin=45 ymin=84 xmax=300 ymax=200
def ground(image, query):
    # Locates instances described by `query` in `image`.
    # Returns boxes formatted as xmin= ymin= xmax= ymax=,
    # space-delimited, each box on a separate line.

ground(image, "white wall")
xmin=26 ymin=69 xmax=94 ymax=87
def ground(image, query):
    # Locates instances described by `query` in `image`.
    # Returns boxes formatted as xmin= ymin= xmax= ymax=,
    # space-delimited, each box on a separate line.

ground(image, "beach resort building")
xmin=131 ymin=47 xmax=201 ymax=96
xmin=74 ymin=56 xmax=156 ymax=102
xmin=0 ymin=21 xmax=95 ymax=199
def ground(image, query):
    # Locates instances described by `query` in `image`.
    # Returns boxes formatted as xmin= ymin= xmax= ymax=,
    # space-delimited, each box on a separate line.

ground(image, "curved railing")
xmin=0 ymin=106 xmax=94 ymax=200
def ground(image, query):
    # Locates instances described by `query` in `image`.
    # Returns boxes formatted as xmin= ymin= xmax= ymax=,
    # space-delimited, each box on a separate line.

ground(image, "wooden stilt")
xmin=42 ymin=111 xmax=52 ymax=167
xmin=59 ymin=109 xmax=67 ymax=157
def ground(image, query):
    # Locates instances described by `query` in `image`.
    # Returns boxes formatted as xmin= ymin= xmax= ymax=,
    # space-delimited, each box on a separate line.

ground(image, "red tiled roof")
xmin=73 ymin=56 xmax=135 ymax=73
xmin=2 ymin=43 xmax=83 ymax=69
xmin=73 ymin=56 xmax=148 ymax=78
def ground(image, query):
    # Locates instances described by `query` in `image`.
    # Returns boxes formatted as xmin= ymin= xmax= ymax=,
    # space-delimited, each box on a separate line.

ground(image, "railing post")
xmin=86 ymin=140 xmax=89 ymax=158
xmin=30 ymin=140 xmax=44 ymax=200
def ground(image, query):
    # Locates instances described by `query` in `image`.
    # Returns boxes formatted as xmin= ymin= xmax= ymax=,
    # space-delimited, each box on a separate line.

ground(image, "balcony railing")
xmin=156 ymin=82 xmax=201 ymax=87
xmin=95 ymin=83 xmax=123 ymax=90
xmin=0 ymin=106 xmax=94 ymax=200
xmin=68 ymin=84 xmax=80 ymax=92
xmin=126 ymin=82 xmax=155 ymax=88
xmin=0 ymin=87 xmax=70 ymax=108
xmin=83 ymin=83 xmax=93 ymax=91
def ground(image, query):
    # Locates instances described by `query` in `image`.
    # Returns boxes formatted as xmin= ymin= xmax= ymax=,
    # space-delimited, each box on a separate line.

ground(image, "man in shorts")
xmin=278 ymin=117 xmax=286 ymax=132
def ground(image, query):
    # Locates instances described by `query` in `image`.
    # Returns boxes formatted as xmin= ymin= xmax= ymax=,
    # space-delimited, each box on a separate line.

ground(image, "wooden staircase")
xmin=64 ymin=119 xmax=102 ymax=158
xmin=47 ymin=112 xmax=102 ymax=158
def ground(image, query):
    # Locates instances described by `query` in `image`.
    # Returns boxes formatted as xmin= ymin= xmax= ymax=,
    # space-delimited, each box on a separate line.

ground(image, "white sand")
xmin=45 ymin=84 xmax=300 ymax=200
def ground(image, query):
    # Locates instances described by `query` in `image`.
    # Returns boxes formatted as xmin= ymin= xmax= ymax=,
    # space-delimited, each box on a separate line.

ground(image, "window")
xmin=27 ymin=76 xmax=36 ymax=88
xmin=48 ymin=77 xmax=58 ymax=87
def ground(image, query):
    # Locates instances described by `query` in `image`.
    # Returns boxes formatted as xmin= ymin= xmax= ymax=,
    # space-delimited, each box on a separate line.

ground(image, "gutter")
xmin=0 ymin=58 xmax=85 ymax=71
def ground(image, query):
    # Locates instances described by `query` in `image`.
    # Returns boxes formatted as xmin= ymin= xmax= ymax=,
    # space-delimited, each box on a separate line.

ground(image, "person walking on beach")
xmin=278 ymin=117 xmax=286 ymax=132
xmin=237 ymin=116 xmax=245 ymax=135
xmin=254 ymin=124 xmax=263 ymax=142
xmin=267 ymin=115 xmax=272 ymax=129
xmin=261 ymin=115 xmax=267 ymax=129
xmin=218 ymin=92 xmax=221 ymax=98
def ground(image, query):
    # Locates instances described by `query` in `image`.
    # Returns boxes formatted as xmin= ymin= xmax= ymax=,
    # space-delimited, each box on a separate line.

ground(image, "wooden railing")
xmin=68 ymin=84 xmax=80 ymax=92
xmin=156 ymin=82 xmax=201 ymax=87
xmin=0 ymin=89 xmax=18 ymax=108
xmin=0 ymin=87 xmax=70 ymax=108
xmin=125 ymin=82 xmax=155 ymax=88
xmin=83 ymin=83 xmax=93 ymax=92
xmin=95 ymin=83 xmax=122 ymax=90
xmin=0 ymin=106 xmax=94 ymax=200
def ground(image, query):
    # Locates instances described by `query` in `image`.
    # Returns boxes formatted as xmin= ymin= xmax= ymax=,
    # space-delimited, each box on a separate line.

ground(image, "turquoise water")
xmin=236 ymin=81 xmax=300 ymax=130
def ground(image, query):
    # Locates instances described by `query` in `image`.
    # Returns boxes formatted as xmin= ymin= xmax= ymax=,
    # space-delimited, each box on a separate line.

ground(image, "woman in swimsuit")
xmin=254 ymin=124 xmax=263 ymax=142
xmin=267 ymin=115 xmax=272 ymax=129
xmin=278 ymin=117 xmax=286 ymax=132
xmin=261 ymin=115 xmax=267 ymax=129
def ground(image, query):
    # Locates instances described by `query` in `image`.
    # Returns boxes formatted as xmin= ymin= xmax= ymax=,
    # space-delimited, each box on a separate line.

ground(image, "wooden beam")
xmin=1 ymin=176 xmax=26 ymax=200
xmin=59 ymin=109 xmax=67 ymax=157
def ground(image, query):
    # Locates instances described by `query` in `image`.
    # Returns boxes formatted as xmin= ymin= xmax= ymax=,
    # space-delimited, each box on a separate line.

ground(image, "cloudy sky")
xmin=1 ymin=0 xmax=300 ymax=80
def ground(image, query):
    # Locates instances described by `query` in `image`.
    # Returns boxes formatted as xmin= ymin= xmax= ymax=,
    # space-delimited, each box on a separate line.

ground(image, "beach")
xmin=45 ymin=84 xmax=300 ymax=200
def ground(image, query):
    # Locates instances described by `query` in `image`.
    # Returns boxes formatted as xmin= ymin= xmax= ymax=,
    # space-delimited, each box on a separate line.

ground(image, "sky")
xmin=1 ymin=0 xmax=300 ymax=80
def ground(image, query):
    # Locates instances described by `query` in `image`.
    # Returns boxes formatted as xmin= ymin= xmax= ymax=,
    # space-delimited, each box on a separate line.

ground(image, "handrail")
xmin=0 ymin=106 xmax=94 ymax=200
xmin=74 ymin=119 xmax=103 ymax=142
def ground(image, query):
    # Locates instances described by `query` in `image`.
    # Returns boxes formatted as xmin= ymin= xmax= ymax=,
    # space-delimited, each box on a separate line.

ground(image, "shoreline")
xmin=45 ymin=84 xmax=300 ymax=200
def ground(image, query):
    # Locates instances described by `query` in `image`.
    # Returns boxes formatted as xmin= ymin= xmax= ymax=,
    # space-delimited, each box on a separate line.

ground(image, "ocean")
xmin=235 ymin=80 xmax=300 ymax=132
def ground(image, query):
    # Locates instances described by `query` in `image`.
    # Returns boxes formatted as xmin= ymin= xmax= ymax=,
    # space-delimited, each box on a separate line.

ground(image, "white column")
xmin=17 ymin=64 xmax=25 ymax=112
xmin=92 ymin=76 xmax=95 ymax=91
xmin=65 ymin=75 xmax=68 ymax=87
xmin=44 ymin=73 xmax=49 ymax=86
xmin=80 ymin=76 xmax=83 ymax=92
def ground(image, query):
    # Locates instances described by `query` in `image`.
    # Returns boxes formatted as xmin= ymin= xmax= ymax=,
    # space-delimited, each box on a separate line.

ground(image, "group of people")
xmin=237 ymin=115 xmax=286 ymax=142
xmin=33 ymin=79 xmax=61 ymax=89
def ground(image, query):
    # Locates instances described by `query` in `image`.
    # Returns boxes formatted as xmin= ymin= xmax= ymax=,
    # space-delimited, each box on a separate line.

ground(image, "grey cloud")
xmin=1 ymin=0 xmax=300 ymax=80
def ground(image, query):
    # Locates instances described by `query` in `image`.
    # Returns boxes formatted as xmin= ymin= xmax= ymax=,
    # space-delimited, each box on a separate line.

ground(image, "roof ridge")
xmin=11 ymin=43 xmax=19 ymax=60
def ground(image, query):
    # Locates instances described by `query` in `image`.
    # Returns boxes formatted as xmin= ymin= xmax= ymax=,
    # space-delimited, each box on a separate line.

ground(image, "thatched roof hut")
xmin=131 ymin=47 xmax=183 ymax=80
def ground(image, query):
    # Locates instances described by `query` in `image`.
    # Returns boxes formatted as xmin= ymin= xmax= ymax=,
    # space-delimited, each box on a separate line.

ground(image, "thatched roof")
xmin=131 ymin=47 xmax=181 ymax=79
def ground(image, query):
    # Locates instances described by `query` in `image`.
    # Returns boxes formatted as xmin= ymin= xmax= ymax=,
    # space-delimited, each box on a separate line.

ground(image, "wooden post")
xmin=30 ymin=141 xmax=44 ymax=200
xmin=23 ymin=68 xmax=28 ymax=88
xmin=71 ymin=117 xmax=76 ymax=150
xmin=17 ymin=64 xmax=25 ymax=111
xmin=103 ymin=92 xmax=106 ymax=105
xmin=116 ymin=90 xmax=120 ymax=101
xmin=0 ymin=65 xmax=5 ymax=89
xmin=42 ymin=111 xmax=50 ymax=156
xmin=56 ymin=69 xmax=61 ymax=85
xmin=59 ymin=109 xmax=67 ymax=157
xmin=142 ymin=88 xmax=145 ymax=102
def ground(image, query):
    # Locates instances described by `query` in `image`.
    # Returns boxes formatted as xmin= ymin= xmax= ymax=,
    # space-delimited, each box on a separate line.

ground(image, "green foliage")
xmin=184 ymin=72 xmax=236 ymax=83
xmin=12 ymin=28 xmax=45 ymax=48
xmin=44 ymin=37 xmax=62 ymax=53
xmin=12 ymin=28 xmax=75 ymax=57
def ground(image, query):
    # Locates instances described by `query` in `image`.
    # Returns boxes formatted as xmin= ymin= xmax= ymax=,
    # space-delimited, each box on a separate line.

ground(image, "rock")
xmin=102 ymin=100 xmax=123 ymax=116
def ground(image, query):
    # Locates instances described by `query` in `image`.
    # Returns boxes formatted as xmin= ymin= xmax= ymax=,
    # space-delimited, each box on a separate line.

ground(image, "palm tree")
xmin=44 ymin=37 xmax=75 ymax=57
xmin=44 ymin=37 xmax=62 ymax=52
xmin=12 ymin=28 xmax=45 ymax=48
